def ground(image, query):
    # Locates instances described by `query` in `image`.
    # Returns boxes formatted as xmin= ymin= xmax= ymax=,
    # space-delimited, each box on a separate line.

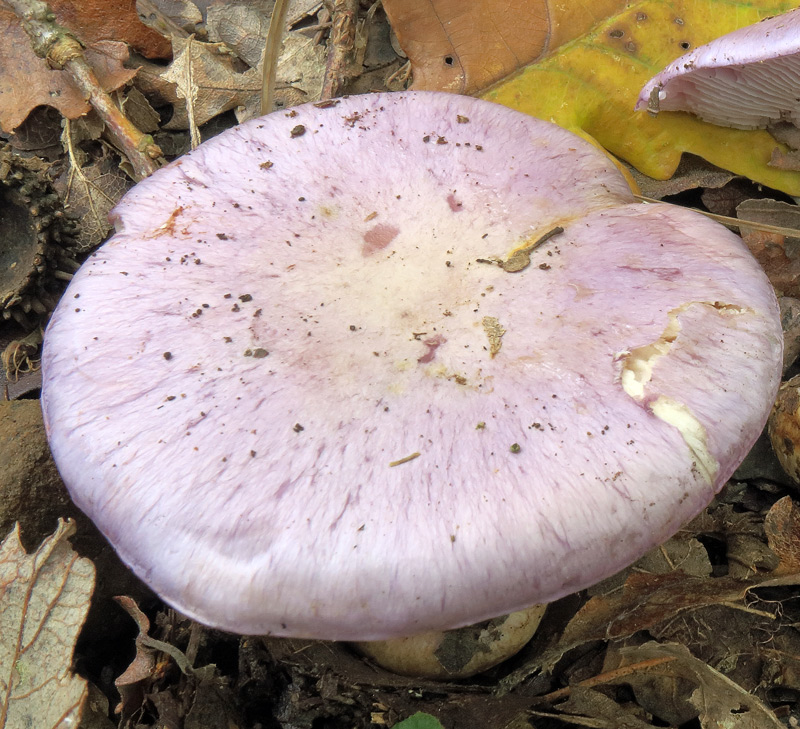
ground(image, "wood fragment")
xmin=261 ymin=0 xmax=290 ymax=115
xmin=4 ymin=0 xmax=162 ymax=180
xmin=389 ymin=452 xmax=421 ymax=467
xmin=636 ymin=194 xmax=800 ymax=237
xmin=320 ymin=0 xmax=359 ymax=100
xmin=533 ymin=656 xmax=678 ymax=704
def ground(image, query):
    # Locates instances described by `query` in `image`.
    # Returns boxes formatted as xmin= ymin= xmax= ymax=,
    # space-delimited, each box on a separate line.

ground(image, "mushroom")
xmin=769 ymin=374 xmax=800 ymax=484
xmin=636 ymin=9 xmax=800 ymax=130
xmin=41 ymin=92 xmax=782 ymax=673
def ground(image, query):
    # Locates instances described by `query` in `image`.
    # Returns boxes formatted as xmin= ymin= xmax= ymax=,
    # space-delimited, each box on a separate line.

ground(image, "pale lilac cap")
xmin=42 ymin=92 xmax=782 ymax=640
xmin=636 ymin=9 xmax=800 ymax=129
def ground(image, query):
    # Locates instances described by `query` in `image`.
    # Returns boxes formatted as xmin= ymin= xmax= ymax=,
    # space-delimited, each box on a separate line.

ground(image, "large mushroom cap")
xmin=42 ymin=92 xmax=782 ymax=640
xmin=636 ymin=9 xmax=800 ymax=129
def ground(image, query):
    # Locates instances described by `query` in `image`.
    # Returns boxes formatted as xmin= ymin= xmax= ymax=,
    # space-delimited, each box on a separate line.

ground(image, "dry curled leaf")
xmin=56 ymin=151 xmax=133 ymax=253
xmin=49 ymin=0 xmax=171 ymax=59
xmin=0 ymin=13 xmax=136 ymax=132
xmin=763 ymin=495 xmax=800 ymax=573
xmin=160 ymin=36 xmax=260 ymax=138
xmin=615 ymin=642 xmax=784 ymax=728
xmin=0 ymin=520 xmax=95 ymax=729
xmin=383 ymin=0 xmax=628 ymax=94
xmin=737 ymin=199 xmax=800 ymax=298
xmin=501 ymin=499 xmax=800 ymax=695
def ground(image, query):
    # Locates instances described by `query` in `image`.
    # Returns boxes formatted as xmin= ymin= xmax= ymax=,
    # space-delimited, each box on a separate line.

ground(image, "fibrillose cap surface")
xmin=42 ymin=92 xmax=782 ymax=640
xmin=637 ymin=8 xmax=800 ymax=129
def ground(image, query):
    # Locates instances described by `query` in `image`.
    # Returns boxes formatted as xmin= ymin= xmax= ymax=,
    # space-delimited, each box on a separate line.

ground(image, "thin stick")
xmin=4 ymin=0 xmax=162 ymax=180
xmin=183 ymin=36 xmax=201 ymax=150
xmin=320 ymin=0 xmax=359 ymax=100
xmin=635 ymin=194 xmax=800 ymax=238
xmin=261 ymin=0 xmax=290 ymax=115
xmin=533 ymin=656 xmax=678 ymax=704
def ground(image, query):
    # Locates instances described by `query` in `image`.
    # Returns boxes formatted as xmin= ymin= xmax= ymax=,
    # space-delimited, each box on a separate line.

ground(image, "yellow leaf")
xmin=482 ymin=0 xmax=800 ymax=195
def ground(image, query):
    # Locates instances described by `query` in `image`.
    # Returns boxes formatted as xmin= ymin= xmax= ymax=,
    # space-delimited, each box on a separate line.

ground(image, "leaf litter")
xmin=0 ymin=520 xmax=94 ymax=729
xmin=3 ymin=0 xmax=800 ymax=727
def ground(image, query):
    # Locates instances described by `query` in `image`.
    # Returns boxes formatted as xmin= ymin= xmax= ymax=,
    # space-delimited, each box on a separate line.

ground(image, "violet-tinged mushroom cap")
xmin=636 ymin=9 xmax=800 ymax=129
xmin=42 ymin=92 xmax=782 ymax=640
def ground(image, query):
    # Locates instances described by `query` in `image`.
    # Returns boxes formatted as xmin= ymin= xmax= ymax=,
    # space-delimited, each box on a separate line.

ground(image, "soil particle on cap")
xmin=482 ymin=317 xmax=505 ymax=358
xmin=389 ymin=452 xmax=421 ymax=467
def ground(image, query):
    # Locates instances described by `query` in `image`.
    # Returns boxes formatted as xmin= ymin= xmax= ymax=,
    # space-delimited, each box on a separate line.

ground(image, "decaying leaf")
xmin=0 ymin=520 xmax=95 ymax=729
xmin=530 ymin=685 xmax=655 ymax=728
xmin=501 ymin=497 xmax=800 ymax=693
xmin=382 ymin=0 xmax=628 ymax=94
xmin=480 ymin=0 xmax=800 ymax=195
xmin=207 ymin=1 xmax=271 ymax=68
xmin=160 ymin=36 xmax=260 ymax=138
xmin=763 ymin=495 xmax=800 ymax=574
xmin=56 ymin=148 xmax=133 ymax=253
xmin=625 ymin=154 xmax=736 ymax=201
xmin=155 ymin=0 xmax=329 ymax=131
xmin=0 ymin=12 xmax=137 ymax=132
xmin=49 ymin=0 xmax=171 ymax=59
xmin=614 ymin=643 xmax=784 ymax=728
xmin=737 ymin=199 xmax=800 ymax=298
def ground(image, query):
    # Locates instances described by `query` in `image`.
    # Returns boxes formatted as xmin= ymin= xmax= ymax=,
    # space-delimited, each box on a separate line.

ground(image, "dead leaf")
xmin=614 ymin=643 xmax=784 ymax=728
xmin=0 ymin=13 xmax=137 ymax=132
xmin=625 ymin=154 xmax=736 ymax=201
xmin=558 ymin=572 xmax=755 ymax=655
xmin=382 ymin=0 xmax=628 ymax=94
xmin=120 ymin=87 xmax=161 ymax=135
xmin=530 ymin=685 xmax=655 ymax=728
xmin=49 ymin=0 xmax=171 ymax=59
xmin=481 ymin=0 xmax=800 ymax=195
xmin=207 ymin=1 xmax=271 ymax=68
xmin=501 ymin=497 xmax=800 ymax=696
xmin=55 ymin=148 xmax=133 ymax=253
xmin=160 ymin=36 xmax=261 ymax=137
xmin=0 ymin=520 xmax=95 ymax=729
xmin=737 ymin=199 xmax=800 ymax=298
xmin=763 ymin=495 xmax=800 ymax=573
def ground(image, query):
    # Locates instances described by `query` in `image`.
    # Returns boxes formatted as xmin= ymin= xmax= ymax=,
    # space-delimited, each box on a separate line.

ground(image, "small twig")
xmin=386 ymin=60 xmax=411 ymax=88
xmin=313 ymin=7 xmax=331 ymax=45
xmin=261 ymin=0 xmax=290 ymax=115
xmin=182 ymin=36 xmax=201 ymax=149
xmin=296 ymin=21 xmax=332 ymax=36
xmin=4 ymin=0 xmax=162 ymax=180
xmin=533 ymin=656 xmax=678 ymax=704
xmin=136 ymin=0 xmax=190 ymax=40
xmin=320 ymin=0 xmax=359 ymax=100
xmin=389 ymin=452 xmax=421 ymax=467
xmin=477 ymin=226 xmax=564 ymax=272
xmin=635 ymin=194 xmax=800 ymax=237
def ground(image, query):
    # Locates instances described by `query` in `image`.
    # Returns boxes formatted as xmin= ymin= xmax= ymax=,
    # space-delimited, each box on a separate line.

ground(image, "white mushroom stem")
xmin=354 ymin=605 xmax=546 ymax=679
